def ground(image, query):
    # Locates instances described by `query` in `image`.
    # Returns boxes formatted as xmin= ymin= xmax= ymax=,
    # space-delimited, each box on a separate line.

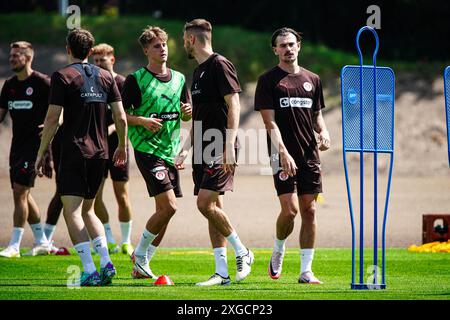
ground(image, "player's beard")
xmin=12 ymin=65 xmax=25 ymax=73
xmin=185 ymin=45 xmax=195 ymax=60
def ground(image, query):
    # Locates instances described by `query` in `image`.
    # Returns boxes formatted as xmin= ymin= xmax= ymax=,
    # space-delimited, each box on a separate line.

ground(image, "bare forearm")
xmin=126 ymin=113 xmax=146 ymax=126
xmin=313 ymin=111 xmax=327 ymax=134
xmin=264 ymin=120 xmax=289 ymax=154
xmin=224 ymin=94 xmax=240 ymax=146
xmin=180 ymin=126 xmax=193 ymax=152
xmin=38 ymin=118 xmax=59 ymax=157
xmin=115 ymin=117 xmax=127 ymax=148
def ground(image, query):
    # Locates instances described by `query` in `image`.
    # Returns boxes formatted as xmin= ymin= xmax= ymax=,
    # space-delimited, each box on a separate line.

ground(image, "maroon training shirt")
xmin=0 ymin=71 xmax=50 ymax=164
xmin=254 ymin=66 xmax=325 ymax=163
xmin=49 ymin=63 xmax=121 ymax=160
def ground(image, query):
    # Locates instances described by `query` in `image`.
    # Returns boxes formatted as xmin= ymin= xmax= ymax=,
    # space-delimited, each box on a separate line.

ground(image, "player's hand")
xmin=113 ymin=146 xmax=127 ymax=168
xmin=108 ymin=124 xmax=116 ymax=136
xmin=141 ymin=117 xmax=163 ymax=133
xmin=34 ymin=153 xmax=45 ymax=178
xmin=180 ymin=102 xmax=192 ymax=118
xmin=38 ymin=124 xmax=44 ymax=138
xmin=174 ymin=149 xmax=189 ymax=170
xmin=318 ymin=130 xmax=331 ymax=151
xmin=280 ymin=150 xmax=297 ymax=177
xmin=42 ymin=149 xmax=53 ymax=179
xmin=223 ymin=144 xmax=238 ymax=173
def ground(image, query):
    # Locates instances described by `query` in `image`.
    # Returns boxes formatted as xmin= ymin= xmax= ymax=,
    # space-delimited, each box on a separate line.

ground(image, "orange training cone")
xmin=154 ymin=275 xmax=174 ymax=285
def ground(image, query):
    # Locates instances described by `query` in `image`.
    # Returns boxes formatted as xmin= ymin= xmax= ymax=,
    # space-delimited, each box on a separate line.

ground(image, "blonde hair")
xmin=138 ymin=26 xmax=168 ymax=48
xmin=10 ymin=41 xmax=34 ymax=58
xmin=92 ymin=43 xmax=115 ymax=56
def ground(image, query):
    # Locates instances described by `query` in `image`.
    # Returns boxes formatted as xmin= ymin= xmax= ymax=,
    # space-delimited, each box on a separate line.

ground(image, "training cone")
xmin=154 ymin=275 xmax=174 ymax=286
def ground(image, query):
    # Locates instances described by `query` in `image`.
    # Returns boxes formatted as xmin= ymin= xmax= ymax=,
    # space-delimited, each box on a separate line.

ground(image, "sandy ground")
xmin=0 ymin=170 xmax=448 ymax=249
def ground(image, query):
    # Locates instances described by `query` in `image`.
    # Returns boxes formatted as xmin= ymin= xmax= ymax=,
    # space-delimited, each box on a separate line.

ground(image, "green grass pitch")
xmin=0 ymin=248 xmax=449 ymax=300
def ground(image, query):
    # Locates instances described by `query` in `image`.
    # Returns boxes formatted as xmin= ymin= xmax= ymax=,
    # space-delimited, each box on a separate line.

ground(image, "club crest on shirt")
xmin=303 ymin=82 xmax=313 ymax=92
xmin=278 ymin=171 xmax=289 ymax=181
xmin=26 ymin=87 xmax=33 ymax=96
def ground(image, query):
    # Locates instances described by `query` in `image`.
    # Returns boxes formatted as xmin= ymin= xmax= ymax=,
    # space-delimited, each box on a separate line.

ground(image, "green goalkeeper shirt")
xmin=122 ymin=67 xmax=188 ymax=166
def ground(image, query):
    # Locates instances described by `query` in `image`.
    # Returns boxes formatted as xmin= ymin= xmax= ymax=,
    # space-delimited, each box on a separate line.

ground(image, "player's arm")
xmin=35 ymin=104 xmax=63 ymax=177
xmin=110 ymin=100 xmax=128 ymax=167
xmin=122 ymin=74 xmax=162 ymax=132
xmin=223 ymin=92 xmax=240 ymax=172
xmin=0 ymin=108 xmax=7 ymax=124
xmin=0 ymin=81 xmax=10 ymax=126
xmin=174 ymin=126 xmax=192 ymax=170
xmin=313 ymin=110 xmax=330 ymax=151
xmin=126 ymin=112 xmax=162 ymax=132
xmin=180 ymin=83 xmax=192 ymax=122
xmin=260 ymin=109 xmax=298 ymax=177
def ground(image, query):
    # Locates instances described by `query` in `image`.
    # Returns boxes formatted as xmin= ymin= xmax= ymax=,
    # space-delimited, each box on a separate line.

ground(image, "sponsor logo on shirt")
xmin=26 ymin=87 xmax=33 ymax=96
xmin=192 ymin=83 xmax=201 ymax=95
xmin=160 ymin=112 xmax=180 ymax=121
xmin=8 ymin=100 xmax=33 ymax=110
xmin=279 ymin=97 xmax=313 ymax=109
xmin=80 ymin=86 xmax=103 ymax=99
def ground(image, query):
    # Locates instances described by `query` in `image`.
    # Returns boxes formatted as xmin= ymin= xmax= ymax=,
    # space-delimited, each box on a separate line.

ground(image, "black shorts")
xmin=51 ymin=140 xmax=61 ymax=183
xmin=134 ymin=150 xmax=182 ymax=198
xmin=192 ymin=163 xmax=235 ymax=196
xmin=103 ymin=157 xmax=129 ymax=182
xmin=9 ymin=158 xmax=36 ymax=189
xmin=272 ymin=158 xmax=322 ymax=196
xmin=57 ymin=157 xmax=107 ymax=199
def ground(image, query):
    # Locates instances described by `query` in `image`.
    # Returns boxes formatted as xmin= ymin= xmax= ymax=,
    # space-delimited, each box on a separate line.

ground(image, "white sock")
xmin=9 ymin=227 xmax=24 ymax=249
xmin=120 ymin=220 xmax=132 ymax=244
xmin=92 ymin=236 xmax=111 ymax=268
xmin=274 ymin=237 xmax=286 ymax=253
xmin=226 ymin=230 xmax=247 ymax=257
xmin=213 ymin=247 xmax=229 ymax=278
xmin=74 ymin=241 xmax=97 ymax=274
xmin=44 ymin=223 xmax=56 ymax=242
xmin=30 ymin=223 xmax=48 ymax=245
xmin=147 ymin=244 xmax=157 ymax=262
xmin=300 ymin=248 xmax=315 ymax=274
xmin=135 ymin=229 xmax=157 ymax=256
xmin=103 ymin=223 xmax=115 ymax=244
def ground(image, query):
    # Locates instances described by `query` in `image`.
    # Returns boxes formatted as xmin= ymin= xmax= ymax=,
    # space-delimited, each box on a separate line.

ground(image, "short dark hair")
xmin=271 ymin=27 xmax=302 ymax=47
xmin=10 ymin=41 xmax=34 ymax=58
xmin=138 ymin=26 xmax=168 ymax=48
xmin=184 ymin=18 xmax=212 ymax=44
xmin=66 ymin=28 xmax=95 ymax=60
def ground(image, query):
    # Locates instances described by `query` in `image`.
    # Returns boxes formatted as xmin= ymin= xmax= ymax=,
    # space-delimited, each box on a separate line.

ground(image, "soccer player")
xmin=175 ymin=19 xmax=254 ymax=286
xmin=91 ymin=43 xmax=134 ymax=256
xmin=121 ymin=26 xmax=192 ymax=279
xmin=35 ymin=28 xmax=128 ymax=286
xmin=42 ymin=125 xmax=71 ymax=256
xmin=254 ymin=28 xmax=331 ymax=284
xmin=0 ymin=41 xmax=52 ymax=258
